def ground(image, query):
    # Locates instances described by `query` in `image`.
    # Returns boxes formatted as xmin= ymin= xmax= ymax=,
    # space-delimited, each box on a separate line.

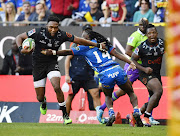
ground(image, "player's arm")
xmin=131 ymin=52 xmax=153 ymax=74
xmin=73 ymin=36 xmax=107 ymax=51
xmin=41 ymin=49 xmax=73 ymax=56
xmin=110 ymin=49 xmax=136 ymax=70
xmin=16 ymin=32 xmax=33 ymax=54
xmin=125 ymin=45 xmax=134 ymax=57
xmin=65 ymin=55 xmax=73 ymax=83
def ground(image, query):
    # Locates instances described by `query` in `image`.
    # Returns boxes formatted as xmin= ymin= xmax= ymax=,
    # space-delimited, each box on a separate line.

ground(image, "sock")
xmin=108 ymin=108 xmax=115 ymax=117
xmin=144 ymin=111 xmax=151 ymax=118
xmin=138 ymin=108 xmax=142 ymax=115
xmin=148 ymin=95 xmax=153 ymax=117
xmin=112 ymin=92 xmax=119 ymax=101
xmin=41 ymin=97 xmax=46 ymax=109
xmin=59 ymin=101 xmax=68 ymax=118
xmin=100 ymin=92 xmax=119 ymax=111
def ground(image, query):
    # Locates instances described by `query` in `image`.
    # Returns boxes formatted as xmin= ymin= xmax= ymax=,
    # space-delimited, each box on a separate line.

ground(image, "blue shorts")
xmin=98 ymin=65 xmax=128 ymax=89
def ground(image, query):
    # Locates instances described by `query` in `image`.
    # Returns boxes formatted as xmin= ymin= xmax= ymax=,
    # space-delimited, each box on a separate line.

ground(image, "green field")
xmin=0 ymin=123 xmax=167 ymax=136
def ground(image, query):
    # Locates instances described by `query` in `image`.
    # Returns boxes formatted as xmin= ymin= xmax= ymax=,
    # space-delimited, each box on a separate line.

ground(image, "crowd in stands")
xmin=0 ymin=0 xmax=168 ymax=26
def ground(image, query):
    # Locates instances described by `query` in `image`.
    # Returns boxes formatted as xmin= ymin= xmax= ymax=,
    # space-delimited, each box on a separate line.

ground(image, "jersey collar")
xmin=137 ymin=28 xmax=145 ymax=36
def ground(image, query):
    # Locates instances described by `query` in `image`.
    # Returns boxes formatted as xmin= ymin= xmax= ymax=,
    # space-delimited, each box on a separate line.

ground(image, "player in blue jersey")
xmin=41 ymin=29 xmax=143 ymax=127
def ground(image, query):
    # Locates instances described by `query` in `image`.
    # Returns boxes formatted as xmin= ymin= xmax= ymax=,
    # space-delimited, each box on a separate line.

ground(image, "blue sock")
xmin=109 ymin=108 xmax=115 ymax=117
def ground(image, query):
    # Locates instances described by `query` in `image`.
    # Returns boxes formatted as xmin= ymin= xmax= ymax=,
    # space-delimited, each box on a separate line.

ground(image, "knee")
xmin=90 ymin=89 xmax=99 ymax=98
xmin=53 ymin=85 xmax=61 ymax=93
xmin=154 ymin=89 xmax=163 ymax=98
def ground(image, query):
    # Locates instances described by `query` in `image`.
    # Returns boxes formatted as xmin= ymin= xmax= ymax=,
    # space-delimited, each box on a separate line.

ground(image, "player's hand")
xmin=15 ymin=66 xmax=24 ymax=73
xmin=41 ymin=49 xmax=54 ymax=56
xmin=98 ymin=42 xmax=107 ymax=51
xmin=144 ymin=67 xmax=153 ymax=74
xmin=21 ymin=46 xmax=34 ymax=54
xmin=128 ymin=62 xmax=136 ymax=71
xmin=65 ymin=75 xmax=71 ymax=83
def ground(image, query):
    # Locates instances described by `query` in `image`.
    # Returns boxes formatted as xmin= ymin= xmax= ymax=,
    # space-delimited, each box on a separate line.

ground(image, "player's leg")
xmin=33 ymin=64 xmax=47 ymax=115
xmin=34 ymin=78 xmax=47 ymax=115
xmin=147 ymin=90 xmax=160 ymax=125
xmin=87 ymin=91 xmax=95 ymax=110
xmin=118 ymin=79 xmax=143 ymax=127
xmin=66 ymin=94 xmax=74 ymax=116
xmin=99 ymin=64 xmax=139 ymax=111
xmin=47 ymin=68 xmax=72 ymax=124
xmin=66 ymin=80 xmax=81 ymax=115
xmin=142 ymin=78 xmax=163 ymax=127
xmin=102 ymin=87 xmax=116 ymax=126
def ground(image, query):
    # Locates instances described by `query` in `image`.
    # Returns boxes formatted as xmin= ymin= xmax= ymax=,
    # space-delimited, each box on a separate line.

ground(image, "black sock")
xmin=41 ymin=97 xmax=46 ymax=109
xmin=144 ymin=112 xmax=151 ymax=118
xmin=59 ymin=102 xmax=68 ymax=118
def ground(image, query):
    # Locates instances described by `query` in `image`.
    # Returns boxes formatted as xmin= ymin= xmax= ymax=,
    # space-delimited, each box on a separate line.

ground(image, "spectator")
xmin=16 ymin=0 xmax=36 ymax=15
xmin=72 ymin=0 xmax=90 ymax=22
xmin=124 ymin=0 xmax=138 ymax=22
xmin=1 ymin=2 xmax=18 ymax=26
xmin=151 ymin=0 xmax=167 ymax=22
xmin=16 ymin=1 xmax=34 ymax=26
xmin=133 ymin=0 xmax=154 ymax=23
xmin=51 ymin=0 xmax=79 ymax=21
xmin=105 ymin=0 xmax=127 ymax=24
xmin=81 ymin=0 xmax=103 ymax=26
xmin=0 ymin=39 xmax=32 ymax=75
xmin=29 ymin=1 xmax=51 ymax=26
xmin=39 ymin=0 xmax=51 ymax=10
xmin=99 ymin=1 xmax=112 ymax=27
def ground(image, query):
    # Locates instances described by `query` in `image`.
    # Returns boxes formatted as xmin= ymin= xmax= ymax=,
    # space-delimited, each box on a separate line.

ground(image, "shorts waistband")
xmin=100 ymin=65 xmax=119 ymax=74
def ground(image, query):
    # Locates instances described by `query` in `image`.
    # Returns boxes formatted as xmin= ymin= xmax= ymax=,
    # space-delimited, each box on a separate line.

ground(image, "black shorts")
xmin=32 ymin=61 xmax=60 ymax=81
xmin=139 ymin=71 xmax=162 ymax=86
xmin=71 ymin=79 xmax=98 ymax=95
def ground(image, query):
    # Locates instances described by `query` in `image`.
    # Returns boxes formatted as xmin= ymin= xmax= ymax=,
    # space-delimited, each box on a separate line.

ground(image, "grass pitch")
xmin=0 ymin=123 xmax=167 ymax=136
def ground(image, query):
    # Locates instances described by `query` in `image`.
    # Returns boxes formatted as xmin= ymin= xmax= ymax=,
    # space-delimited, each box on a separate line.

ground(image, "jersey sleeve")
xmin=127 ymin=32 xmax=137 ymax=47
xmin=108 ymin=46 xmax=115 ymax=54
xmin=26 ymin=28 xmax=40 ymax=39
xmin=61 ymin=31 xmax=74 ymax=42
xmin=71 ymin=45 xmax=89 ymax=56
xmin=134 ymin=44 xmax=143 ymax=56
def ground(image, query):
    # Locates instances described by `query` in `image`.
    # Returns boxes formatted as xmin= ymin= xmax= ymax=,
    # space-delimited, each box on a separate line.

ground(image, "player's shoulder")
xmin=27 ymin=27 xmax=42 ymax=36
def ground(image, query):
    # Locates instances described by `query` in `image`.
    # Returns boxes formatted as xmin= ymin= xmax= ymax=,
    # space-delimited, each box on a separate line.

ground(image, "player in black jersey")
xmin=15 ymin=15 xmax=106 ymax=125
xmin=131 ymin=24 xmax=165 ymax=127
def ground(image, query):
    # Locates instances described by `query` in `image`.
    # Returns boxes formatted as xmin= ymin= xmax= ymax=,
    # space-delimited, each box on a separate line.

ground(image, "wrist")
xmin=97 ymin=43 xmax=100 ymax=48
xmin=18 ymin=46 xmax=22 ymax=53
xmin=52 ymin=50 xmax=56 ymax=55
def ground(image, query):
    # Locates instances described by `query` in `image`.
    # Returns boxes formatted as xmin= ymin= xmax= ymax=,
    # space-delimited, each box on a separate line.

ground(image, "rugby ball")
xmin=22 ymin=38 xmax=35 ymax=49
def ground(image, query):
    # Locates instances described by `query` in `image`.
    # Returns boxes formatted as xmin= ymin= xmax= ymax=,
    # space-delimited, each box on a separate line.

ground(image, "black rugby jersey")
xmin=134 ymin=38 xmax=165 ymax=75
xmin=27 ymin=27 xmax=74 ymax=65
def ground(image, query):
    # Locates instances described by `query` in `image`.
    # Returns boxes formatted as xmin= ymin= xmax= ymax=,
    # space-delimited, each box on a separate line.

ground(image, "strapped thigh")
xmin=34 ymin=78 xmax=46 ymax=88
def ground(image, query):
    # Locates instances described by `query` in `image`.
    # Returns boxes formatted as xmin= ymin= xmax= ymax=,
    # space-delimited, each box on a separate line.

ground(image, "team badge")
xmin=28 ymin=29 xmax=36 ymax=36
xmin=127 ymin=37 xmax=134 ymax=44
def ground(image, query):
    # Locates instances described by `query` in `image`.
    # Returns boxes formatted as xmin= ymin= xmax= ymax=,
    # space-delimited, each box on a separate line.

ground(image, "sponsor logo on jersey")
xmin=74 ymin=46 xmax=80 ymax=51
xmin=134 ymin=47 xmax=139 ymax=55
xmin=127 ymin=36 xmax=134 ymax=44
xmin=39 ymin=40 xmax=46 ymax=44
xmin=66 ymin=32 xmax=72 ymax=38
xmin=28 ymin=29 xmax=36 ymax=36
